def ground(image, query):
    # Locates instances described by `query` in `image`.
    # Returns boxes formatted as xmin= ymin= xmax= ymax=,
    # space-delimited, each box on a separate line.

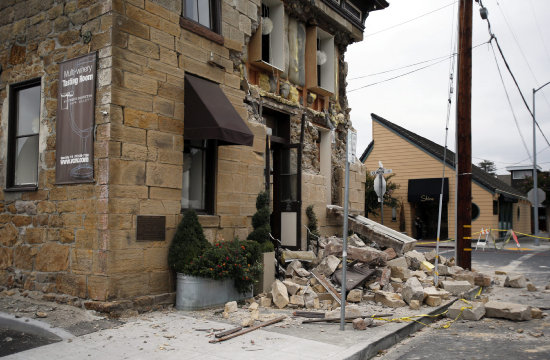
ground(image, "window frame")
xmin=306 ymin=26 xmax=335 ymax=96
xmin=180 ymin=0 xmax=223 ymax=45
xmin=5 ymin=78 xmax=42 ymax=192
xmin=248 ymin=0 xmax=285 ymax=72
xmin=181 ymin=139 xmax=217 ymax=215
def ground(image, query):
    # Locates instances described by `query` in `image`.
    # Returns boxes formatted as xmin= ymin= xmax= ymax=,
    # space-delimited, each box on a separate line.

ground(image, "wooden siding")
xmin=364 ymin=120 xmax=529 ymax=240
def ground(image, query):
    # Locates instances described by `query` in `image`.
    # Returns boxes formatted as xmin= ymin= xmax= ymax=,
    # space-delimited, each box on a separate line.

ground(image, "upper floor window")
xmin=512 ymin=170 xmax=533 ymax=180
xmin=182 ymin=0 xmax=220 ymax=33
xmin=249 ymin=0 xmax=284 ymax=72
xmin=306 ymin=27 xmax=335 ymax=96
xmin=6 ymin=79 xmax=41 ymax=191
xmin=343 ymin=1 xmax=362 ymax=22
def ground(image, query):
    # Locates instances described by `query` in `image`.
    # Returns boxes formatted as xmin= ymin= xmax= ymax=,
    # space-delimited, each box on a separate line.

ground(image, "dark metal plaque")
xmin=136 ymin=216 xmax=166 ymax=241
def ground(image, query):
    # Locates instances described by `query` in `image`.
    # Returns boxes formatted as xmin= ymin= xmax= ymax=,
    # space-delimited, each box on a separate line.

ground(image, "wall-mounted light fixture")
xmin=261 ymin=17 xmax=273 ymax=35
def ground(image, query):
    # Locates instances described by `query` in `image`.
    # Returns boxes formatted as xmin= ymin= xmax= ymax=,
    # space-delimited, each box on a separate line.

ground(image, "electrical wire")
xmin=489 ymin=42 xmax=532 ymax=161
xmin=365 ymin=1 xmax=457 ymax=38
xmin=348 ymin=54 xmax=453 ymax=80
xmin=528 ymin=0 xmax=550 ymax=66
xmin=477 ymin=0 xmax=550 ymax=149
xmin=348 ymin=42 xmax=488 ymax=92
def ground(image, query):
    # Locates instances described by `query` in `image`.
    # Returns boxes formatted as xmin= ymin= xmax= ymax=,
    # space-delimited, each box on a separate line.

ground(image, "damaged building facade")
xmin=0 ymin=0 xmax=387 ymax=302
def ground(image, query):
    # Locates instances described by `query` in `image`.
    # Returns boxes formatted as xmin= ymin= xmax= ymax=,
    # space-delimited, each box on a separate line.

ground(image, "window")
xmin=6 ymin=79 xmax=41 ymax=190
xmin=493 ymin=200 xmax=498 ymax=215
xmin=306 ymin=27 xmax=335 ymax=96
xmin=248 ymin=0 xmax=284 ymax=71
xmin=182 ymin=139 xmax=216 ymax=214
xmin=512 ymin=169 xmax=533 ymax=180
xmin=183 ymin=0 xmax=220 ymax=31
xmin=472 ymin=203 xmax=480 ymax=221
xmin=343 ymin=1 xmax=362 ymax=22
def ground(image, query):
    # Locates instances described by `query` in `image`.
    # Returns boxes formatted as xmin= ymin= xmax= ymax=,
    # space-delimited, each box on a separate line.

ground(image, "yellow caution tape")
xmin=474 ymin=286 xmax=483 ymax=299
xmin=441 ymin=299 xmax=472 ymax=329
xmin=372 ymin=311 xmax=448 ymax=328
xmin=513 ymin=231 xmax=550 ymax=240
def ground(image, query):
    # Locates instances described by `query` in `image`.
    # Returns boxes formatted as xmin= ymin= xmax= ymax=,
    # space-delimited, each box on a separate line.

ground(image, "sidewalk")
xmin=1 ymin=291 xmax=463 ymax=360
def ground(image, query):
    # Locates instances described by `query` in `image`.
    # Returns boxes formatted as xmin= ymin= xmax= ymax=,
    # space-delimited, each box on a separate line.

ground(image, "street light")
xmin=532 ymin=81 xmax=550 ymax=246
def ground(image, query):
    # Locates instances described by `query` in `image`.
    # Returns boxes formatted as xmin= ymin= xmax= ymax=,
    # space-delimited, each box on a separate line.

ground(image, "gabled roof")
xmin=365 ymin=113 xmax=527 ymax=200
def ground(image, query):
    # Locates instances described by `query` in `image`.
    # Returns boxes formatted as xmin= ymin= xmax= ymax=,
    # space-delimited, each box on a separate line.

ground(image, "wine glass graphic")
xmin=63 ymin=56 xmax=95 ymax=180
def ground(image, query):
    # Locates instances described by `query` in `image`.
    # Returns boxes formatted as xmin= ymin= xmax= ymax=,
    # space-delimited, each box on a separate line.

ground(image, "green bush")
xmin=185 ymin=239 xmax=262 ymax=294
xmin=168 ymin=210 xmax=209 ymax=274
xmin=247 ymin=191 xmax=274 ymax=252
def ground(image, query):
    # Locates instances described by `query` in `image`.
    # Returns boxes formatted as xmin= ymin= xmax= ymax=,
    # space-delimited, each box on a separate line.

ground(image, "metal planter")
xmin=175 ymin=274 xmax=252 ymax=310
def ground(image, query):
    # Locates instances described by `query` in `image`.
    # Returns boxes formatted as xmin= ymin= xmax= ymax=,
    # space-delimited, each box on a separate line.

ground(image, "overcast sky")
xmin=346 ymin=0 xmax=550 ymax=175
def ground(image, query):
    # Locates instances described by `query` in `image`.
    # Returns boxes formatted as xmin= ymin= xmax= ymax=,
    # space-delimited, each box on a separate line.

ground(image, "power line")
xmin=489 ymin=42 xmax=532 ymax=161
xmin=477 ymin=0 xmax=550 ymax=148
xmin=365 ymin=1 xmax=457 ymax=38
xmin=348 ymin=42 xmax=487 ymax=92
xmin=348 ymin=54 xmax=452 ymax=80
xmin=528 ymin=0 xmax=550 ymax=66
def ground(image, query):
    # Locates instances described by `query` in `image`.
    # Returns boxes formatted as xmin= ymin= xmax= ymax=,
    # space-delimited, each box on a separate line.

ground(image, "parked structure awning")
xmin=184 ymin=74 xmax=254 ymax=146
xmin=408 ymin=178 xmax=449 ymax=203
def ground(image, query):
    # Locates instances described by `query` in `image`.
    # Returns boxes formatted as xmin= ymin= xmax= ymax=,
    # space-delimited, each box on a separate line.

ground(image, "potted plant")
xmin=168 ymin=210 xmax=262 ymax=310
xmin=247 ymin=191 xmax=275 ymax=293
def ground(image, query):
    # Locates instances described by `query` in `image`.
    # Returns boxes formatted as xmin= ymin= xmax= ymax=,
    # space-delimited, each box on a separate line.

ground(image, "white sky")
xmin=346 ymin=0 xmax=550 ymax=175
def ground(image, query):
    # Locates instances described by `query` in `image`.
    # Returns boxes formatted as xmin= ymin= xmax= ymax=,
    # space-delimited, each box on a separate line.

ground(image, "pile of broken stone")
xmin=235 ymin=235 xmax=546 ymax=329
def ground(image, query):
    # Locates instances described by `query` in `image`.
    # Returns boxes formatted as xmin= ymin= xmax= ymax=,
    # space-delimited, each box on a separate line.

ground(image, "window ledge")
xmin=4 ymin=186 xmax=38 ymax=192
xmin=180 ymin=17 xmax=224 ymax=46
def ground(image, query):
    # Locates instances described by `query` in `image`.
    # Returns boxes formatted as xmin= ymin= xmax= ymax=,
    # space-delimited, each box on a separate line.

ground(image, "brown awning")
xmin=184 ymin=74 xmax=253 ymax=146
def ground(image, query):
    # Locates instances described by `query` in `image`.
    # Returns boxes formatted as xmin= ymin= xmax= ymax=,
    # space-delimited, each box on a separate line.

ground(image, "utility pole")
xmin=456 ymin=0 xmax=473 ymax=270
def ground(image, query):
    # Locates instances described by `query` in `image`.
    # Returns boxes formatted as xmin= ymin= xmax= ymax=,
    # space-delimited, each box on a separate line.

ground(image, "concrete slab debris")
xmin=441 ymin=280 xmax=472 ymax=296
xmin=485 ymin=301 xmax=532 ymax=321
xmin=446 ymin=300 xmax=485 ymax=321
xmin=504 ymin=275 xmax=527 ymax=288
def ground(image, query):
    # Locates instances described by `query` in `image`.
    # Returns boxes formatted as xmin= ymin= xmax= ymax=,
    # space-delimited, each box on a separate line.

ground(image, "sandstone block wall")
xmin=0 ymin=0 xmax=113 ymax=299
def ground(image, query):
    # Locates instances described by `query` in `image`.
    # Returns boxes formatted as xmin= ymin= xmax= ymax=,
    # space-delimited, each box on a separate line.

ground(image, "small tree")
xmin=478 ymin=160 xmax=497 ymax=176
xmin=365 ymin=173 xmax=400 ymax=217
xmin=305 ymin=205 xmax=320 ymax=250
xmin=168 ymin=210 xmax=209 ymax=273
xmin=247 ymin=191 xmax=274 ymax=252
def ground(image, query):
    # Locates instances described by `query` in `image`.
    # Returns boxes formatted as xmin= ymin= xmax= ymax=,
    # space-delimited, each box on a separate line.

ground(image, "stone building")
xmin=0 ymin=0 xmax=387 ymax=302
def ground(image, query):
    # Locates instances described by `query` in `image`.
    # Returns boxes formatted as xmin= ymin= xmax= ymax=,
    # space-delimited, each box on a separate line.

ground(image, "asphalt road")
xmin=380 ymin=243 xmax=550 ymax=360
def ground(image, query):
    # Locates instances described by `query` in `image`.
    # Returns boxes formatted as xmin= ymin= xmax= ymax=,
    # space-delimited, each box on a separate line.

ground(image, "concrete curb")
xmin=339 ymin=286 xmax=481 ymax=360
xmin=0 ymin=312 xmax=75 ymax=341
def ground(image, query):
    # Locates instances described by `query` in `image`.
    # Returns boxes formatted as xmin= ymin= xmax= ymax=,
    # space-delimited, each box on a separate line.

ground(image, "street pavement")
xmin=1 ymin=237 xmax=549 ymax=360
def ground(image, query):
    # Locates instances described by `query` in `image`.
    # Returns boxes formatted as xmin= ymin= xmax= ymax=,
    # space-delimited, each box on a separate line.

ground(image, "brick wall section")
xmin=0 ymin=0 xmax=113 ymax=299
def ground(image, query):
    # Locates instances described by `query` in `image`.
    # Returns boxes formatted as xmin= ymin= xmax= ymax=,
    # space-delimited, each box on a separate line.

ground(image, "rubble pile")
xmin=257 ymin=235 xmax=492 ymax=314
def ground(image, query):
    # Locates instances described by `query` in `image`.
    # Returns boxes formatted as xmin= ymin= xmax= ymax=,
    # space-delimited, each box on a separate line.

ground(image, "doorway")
xmin=413 ymin=201 xmax=448 ymax=240
xmin=264 ymin=108 xmax=302 ymax=250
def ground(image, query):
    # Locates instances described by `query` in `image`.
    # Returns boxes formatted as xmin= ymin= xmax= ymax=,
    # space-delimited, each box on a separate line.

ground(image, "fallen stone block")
xmin=411 ymin=270 xmax=427 ymax=280
xmin=259 ymin=297 xmax=272 ymax=308
xmin=495 ymin=270 xmax=507 ymax=275
xmin=485 ymin=301 xmax=531 ymax=321
xmin=387 ymin=257 xmax=408 ymax=269
xmin=447 ymin=266 xmax=464 ymax=276
xmin=315 ymin=255 xmax=340 ymax=277
xmin=283 ymin=280 xmax=301 ymax=296
xmin=423 ymin=286 xmax=451 ymax=300
xmin=405 ymin=250 xmax=426 ymax=269
xmin=271 ymin=280 xmax=289 ymax=309
xmin=290 ymin=294 xmax=305 ymax=306
xmin=249 ymin=302 xmax=259 ymax=311
xmin=383 ymin=248 xmax=397 ymax=260
xmin=474 ymin=273 xmax=492 ymax=287
xmin=409 ymin=299 xmax=421 ymax=310
xmin=425 ymin=296 xmax=442 ymax=307
xmin=242 ymin=317 xmax=255 ymax=327
xmin=282 ymin=250 xmax=317 ymax=263
xmin=441 ymin=280 xmax=472 ymax=295
xmin=402 ymin=277 xmax=424 ymax=304
xmin=326 ymin=305 xmax=362 ymax=318
xmin=368 ymin=282 xmax=381 ymax=291
xmin=531 ymin=307 xmax=543 ymax=319
xmin=437 ymin=264 xmax=449 ymax=276
xmin=390 ymin=266 xmax=411 ymax=280
xmin=353 ymin=317 xmax=373 ymax=330
xmin=391 ymin=282 xmax=403 ymax=293
xmin=526 ymin=283 xmax=537 ymax=292
xmin=285 ymin=260 xmax=304 ymax=277
xmin=363 ymin=293 xmax=375 ymax=302
xmin=292 ymin=276 xmax=309 ymax=286
xmin=347 ymin=289 xmax=363 ymax=303
xmin=305 ymin=296 xmax=320 ymax=309
xmin=225 ymin=301 xmax=238 ymax=313
xmin=347 ymin=246 xmax=388 ymax=265
xmin=453 ymin=271 xmax=475 ymax=285
xmin=348 ymin=234 xmax=367 ymax=248
xmin=504 ymin=275 xmax=527 ymax=288
xmin=379 ymin=267 xmax=392 ymax=287
xmin=446 ymin=300 xmax=485 ymax=321
xmin=374 ymin=291 xmax=406 ymax=308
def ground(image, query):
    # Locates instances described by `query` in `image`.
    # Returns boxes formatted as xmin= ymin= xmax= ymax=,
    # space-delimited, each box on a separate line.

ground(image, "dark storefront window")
xmin=6 ymin=79 xmax=41 ymax=191
xmin=182 ymin=139 xmax=216 ymax=214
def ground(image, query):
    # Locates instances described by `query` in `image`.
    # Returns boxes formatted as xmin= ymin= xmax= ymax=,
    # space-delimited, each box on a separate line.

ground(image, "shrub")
xmin=247 ymin=191 xmax=274 ymax=252
xmin=168 ymin=210 xmax=209 ymax=274
xmin=185 ymin=239 xmax=262 ymax=294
